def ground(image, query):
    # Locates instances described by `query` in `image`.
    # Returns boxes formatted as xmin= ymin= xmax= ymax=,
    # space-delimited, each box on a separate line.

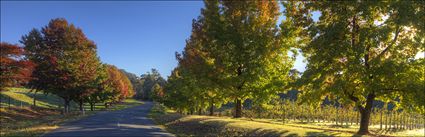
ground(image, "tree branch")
xmin=372 ymin=26 xmax=401 ymax=62
xmin=343 ymin=89 xmax=359 ymax=103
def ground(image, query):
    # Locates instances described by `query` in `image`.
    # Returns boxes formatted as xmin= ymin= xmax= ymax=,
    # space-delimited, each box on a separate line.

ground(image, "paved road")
xmin=44 ymin=102 xmax=174 ymax=137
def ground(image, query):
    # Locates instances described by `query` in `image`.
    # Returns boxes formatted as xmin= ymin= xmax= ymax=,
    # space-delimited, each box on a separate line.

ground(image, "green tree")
xmin=203 ymin=0 xmax=293 ymax=118
xmin=140 ymin=69 xmax=166 ymax=100
xmin=286 ymin=1 xmax=424 ymax=134
xmin=150 ymin=83 xmax=164 ymax=102
xmin=171 ymin=15 xmax=227 ymax=115
xmin=84 ymin=64 xmax=113 ymax=111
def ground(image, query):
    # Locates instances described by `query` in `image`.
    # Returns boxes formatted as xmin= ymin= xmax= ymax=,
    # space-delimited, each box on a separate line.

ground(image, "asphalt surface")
xmin=44 ymin=102 xmax=174 ymax=137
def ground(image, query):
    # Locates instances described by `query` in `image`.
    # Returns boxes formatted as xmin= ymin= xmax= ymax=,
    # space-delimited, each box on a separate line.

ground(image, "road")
xmin=44 ymin=102 xmax=174 ymax=137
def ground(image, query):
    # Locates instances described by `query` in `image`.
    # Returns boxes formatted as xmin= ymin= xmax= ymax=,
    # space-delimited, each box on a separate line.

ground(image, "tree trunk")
xmin=357 ymin=93 xmax=375 ymax=135
xmin=63 ymin=99 xmax=67 ymax=114
xmin=209 ymin=99 xmax=214 ymax=116
xmin=0 ymin=94 xmax=2 ymax=108
xmin=345 ymin=109 xmax=349 ymax=126
xmin=335 ymin=109 xmax=338 ymax=125
xmin=33 ymin=91 xmax=37 ymax=107
xmin=234 ymin=99 xmax=242 ymax=118
xmin=64 ymin=98 xmax=70 ymax=114
xmin=79 ymin=99 xmax=83 ymax=111
xmin=198 ymin=107 xmax=202 ymax=115
xmin=380 ymin=111 xmax=383 ymax=130
xmin=350 ymin=111 xmax=353 ymax=125
xmin=90 ymin=102 xmax=94 ymax=111
xmin=356 ymin=111 xmax=359 ymax=125
xmin=8 ymin=96 xmax=11 ymax=109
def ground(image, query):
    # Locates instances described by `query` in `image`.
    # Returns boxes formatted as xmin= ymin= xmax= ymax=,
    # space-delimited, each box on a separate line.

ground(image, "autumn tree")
xmin=0 ymin=42 xmax=33 ymax=91
xmin=106 ymin=65 xmax=134 ymax=102
xmin=120 ymin=69 xmax=143 ymax=99
xmin=21 ymin=18 xmax=103 ymax=113
xmin=286 ymin=1 xmax=424 ymax=134
xmin=20 ymin=29 xmax=48 ymax=106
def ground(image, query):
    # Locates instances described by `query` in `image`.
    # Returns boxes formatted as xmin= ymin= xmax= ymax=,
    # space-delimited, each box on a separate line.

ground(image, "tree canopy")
xmin=285 ymin=1 xmax=424 ymax=134
xmin=0 ymin=42 xmax=34 ymax=91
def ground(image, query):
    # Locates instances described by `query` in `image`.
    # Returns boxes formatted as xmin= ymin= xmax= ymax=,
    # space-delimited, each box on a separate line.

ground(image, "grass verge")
xmin=149 ymin=103 xmax=424 ymax=137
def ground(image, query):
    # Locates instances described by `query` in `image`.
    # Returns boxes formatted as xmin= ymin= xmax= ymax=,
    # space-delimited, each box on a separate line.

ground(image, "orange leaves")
xmin=106 ymin=65 xmax=134 ymax=101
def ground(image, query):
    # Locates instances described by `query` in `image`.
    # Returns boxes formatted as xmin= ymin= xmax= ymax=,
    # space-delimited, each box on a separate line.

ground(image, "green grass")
xmin=150 ymin=103 xmax=425 ymax=137
xmin=107 ymin=99 xmax=144 ymax=111
xmin=0 ymin=88 xmax=144 ymax=137
xmin=0 ymin=88 xmax=77 ymax=109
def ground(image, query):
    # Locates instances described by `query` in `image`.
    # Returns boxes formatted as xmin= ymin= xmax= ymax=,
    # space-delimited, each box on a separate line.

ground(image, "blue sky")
xmin=1 ymin=1 xmax=306 ymax=77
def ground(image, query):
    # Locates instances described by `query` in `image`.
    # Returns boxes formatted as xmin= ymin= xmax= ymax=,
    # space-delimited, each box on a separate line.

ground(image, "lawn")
xmin=0 ymin=88 xmax=144 ymax=137
xmin=0 ymin=88 xmax=73 ymax=109
xmin=150 ymin=103 xmax=425 ymax=137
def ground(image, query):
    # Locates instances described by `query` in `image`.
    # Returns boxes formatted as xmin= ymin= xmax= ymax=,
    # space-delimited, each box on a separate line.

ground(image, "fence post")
xmin=369 ymin=109 xmax=373 ymax=126
xmin=380 ymin=110 xmax=383 ymax=130
xmin=406 ymin=114 xmax=409 ymax=130
xmin=385 ymin=111 xmax=388 ymax=130
xmin=397 ymin=112 xmax=400 ymax=129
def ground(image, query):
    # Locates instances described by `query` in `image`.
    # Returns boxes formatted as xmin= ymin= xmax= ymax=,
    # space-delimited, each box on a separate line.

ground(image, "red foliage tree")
xmin=0 ymin=42 xmax=34 ymax=91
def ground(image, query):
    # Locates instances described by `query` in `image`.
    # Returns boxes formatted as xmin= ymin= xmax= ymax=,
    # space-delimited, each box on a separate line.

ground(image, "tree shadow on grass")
xmin=306 ymin=131 xmax=341 ymax=137
xmin=0 ymin=93 xmax=33 ymax=107
xmin=163 ymin=115 xmax=298 ymax=137
xmin=248 ymin=128 xmax=294 ymax=137
xmin=286 ymin=124 xmax=359 ymax=135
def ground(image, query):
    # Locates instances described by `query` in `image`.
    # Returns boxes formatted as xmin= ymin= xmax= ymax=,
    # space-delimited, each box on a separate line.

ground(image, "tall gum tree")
xmin=285 ymin=1 xmax=425 ymax=134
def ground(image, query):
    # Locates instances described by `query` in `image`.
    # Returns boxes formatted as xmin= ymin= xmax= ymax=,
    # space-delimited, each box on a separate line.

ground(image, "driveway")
xmin=44 ymin=102 xmax=174 ymax=137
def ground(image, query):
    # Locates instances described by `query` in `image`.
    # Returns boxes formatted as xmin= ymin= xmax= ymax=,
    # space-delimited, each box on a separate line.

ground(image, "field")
xmin=0 ymin=88 xmax=143 ymax=137
xmin=150 ymin=103 xmax=425 ymax=137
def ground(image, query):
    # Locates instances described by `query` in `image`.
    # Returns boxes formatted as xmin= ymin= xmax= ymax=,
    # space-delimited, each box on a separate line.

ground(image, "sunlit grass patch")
xmin=108 ymin=99 xmax=144 ymax=111
xmin=150 ymin=103 xmax=424 ymax=137
xmin=0 ymin=88 xmax=70 ymax=109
